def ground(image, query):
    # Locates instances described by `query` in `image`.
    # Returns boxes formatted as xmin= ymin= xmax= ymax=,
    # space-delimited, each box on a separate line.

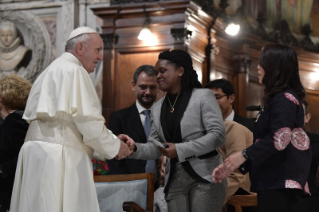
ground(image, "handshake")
xmin=114 ymin=134 xmax=179 ymax=160
xmin=115 ymin=134 xmax=136 ymax=160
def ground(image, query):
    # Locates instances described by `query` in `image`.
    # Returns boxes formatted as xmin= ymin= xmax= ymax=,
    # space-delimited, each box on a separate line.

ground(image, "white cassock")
xmin=10 ymin=52 xmax=120 ymax=212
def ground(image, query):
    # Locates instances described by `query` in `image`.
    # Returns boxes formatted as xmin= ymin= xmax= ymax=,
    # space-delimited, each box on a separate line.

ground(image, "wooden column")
xmin=100 ymin=33 xmax=118 ymax=125
xmin=232 ymin=49 xmax=251 ymax=117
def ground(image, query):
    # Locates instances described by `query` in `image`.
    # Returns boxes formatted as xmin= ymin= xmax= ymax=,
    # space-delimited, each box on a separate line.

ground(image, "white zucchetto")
xmin=67 ymin=26 xmax=97 ymax=41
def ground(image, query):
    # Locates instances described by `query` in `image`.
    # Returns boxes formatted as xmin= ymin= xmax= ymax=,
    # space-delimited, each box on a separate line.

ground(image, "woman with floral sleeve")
xmin=213 ymin=43 xmax=312 ymax=212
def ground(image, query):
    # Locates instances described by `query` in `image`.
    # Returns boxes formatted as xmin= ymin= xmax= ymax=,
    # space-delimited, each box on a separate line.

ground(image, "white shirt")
xmin=136 ymin=101 xmax=153 ymax=126
xmin=225 ymin=109 xmax=235 ymax=121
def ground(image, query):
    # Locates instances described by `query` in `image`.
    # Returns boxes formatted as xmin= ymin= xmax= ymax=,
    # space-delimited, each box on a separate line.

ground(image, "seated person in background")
xmin=218 ymin=121 xmax=254 ymax=202
xmin=153 ymin=155 xmax=168 ymax=212
xmin=0 ymin=75 xmax=32 ymax=212
xmin=205 ymin=79 xmax=255 ymax=132
xmin=293 ymin=100 xmax=319 ymax=212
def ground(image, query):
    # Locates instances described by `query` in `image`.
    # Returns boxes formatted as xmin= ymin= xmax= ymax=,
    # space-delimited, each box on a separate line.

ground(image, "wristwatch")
xmin=241 ymin=149 xmax=249 ymax=160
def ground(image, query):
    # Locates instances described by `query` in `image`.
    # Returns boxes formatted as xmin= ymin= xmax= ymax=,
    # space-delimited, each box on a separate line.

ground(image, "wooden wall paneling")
xmin=212 ymin=36 xmax=243 ymax=78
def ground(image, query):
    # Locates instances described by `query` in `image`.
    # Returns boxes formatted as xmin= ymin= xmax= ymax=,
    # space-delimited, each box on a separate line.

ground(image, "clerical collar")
xmin=0 ymin=37 xmax=20 ymax=53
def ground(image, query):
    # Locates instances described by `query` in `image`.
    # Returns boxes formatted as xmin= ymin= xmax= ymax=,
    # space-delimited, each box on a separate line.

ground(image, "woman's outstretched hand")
xmin=212 ymin=163 xmax=232 ymax=183
xmin=158 ymin=143 xmax=177 ymax=158
xmin=224 ymin=151 xmax=246 ymax=170
xmin=212 ymin=151 xmax=247 ymax=183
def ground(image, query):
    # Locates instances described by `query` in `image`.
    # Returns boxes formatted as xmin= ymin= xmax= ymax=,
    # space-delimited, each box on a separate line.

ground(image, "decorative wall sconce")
xmin=225 ymin=23 xmax=240 ymax=36
xmin=218 ymin=0 xmax=240 ymax=36
xmin=138 ymin=25 xmax=152 ymax=41
xmin=138 ymin=7 xmax=152 ymax=41
xmin=171 ymin=28 xmax=192 ymax=42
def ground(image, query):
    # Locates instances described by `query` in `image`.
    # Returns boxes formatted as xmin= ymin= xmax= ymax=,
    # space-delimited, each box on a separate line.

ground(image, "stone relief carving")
xmin=62 ymin=1 xmax=74 ymax=44
xmin=0 ymin=20 xmax=32 ymax=77
xmin=40 ymin=16 xmax=57 ymax=63
xmin=0 ymin=10 xmax=51 ymax=82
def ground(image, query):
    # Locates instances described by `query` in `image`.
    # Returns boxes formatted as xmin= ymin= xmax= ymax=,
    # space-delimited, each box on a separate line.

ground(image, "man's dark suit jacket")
xmin=107 ymin=103 xmax=147 ymax=174
xmin=233 ymin=112 xmax=255 ymax=132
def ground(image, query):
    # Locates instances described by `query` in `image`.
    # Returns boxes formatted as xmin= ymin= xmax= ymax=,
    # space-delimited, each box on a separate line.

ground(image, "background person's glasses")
xmin=215 ymin=94 xmax=227 ymax=100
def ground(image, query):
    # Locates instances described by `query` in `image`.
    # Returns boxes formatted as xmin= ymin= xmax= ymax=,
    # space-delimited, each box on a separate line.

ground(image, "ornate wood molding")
xmin=100 ymin=33 xmax=118 ymax=49
xmin=170 ymin=28 xmax=192 ymax=43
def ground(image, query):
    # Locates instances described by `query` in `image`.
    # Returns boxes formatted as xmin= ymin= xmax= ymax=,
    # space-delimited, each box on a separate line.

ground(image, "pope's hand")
xmin=115 ymin=134 xmax=132 ymax=160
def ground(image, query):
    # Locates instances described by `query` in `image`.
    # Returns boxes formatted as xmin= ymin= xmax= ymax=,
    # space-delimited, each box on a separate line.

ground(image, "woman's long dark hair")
xmin=259 ymin=43 xmax=305 ymax=104
xmin=158 ymin=50 xmax=202 ymax=89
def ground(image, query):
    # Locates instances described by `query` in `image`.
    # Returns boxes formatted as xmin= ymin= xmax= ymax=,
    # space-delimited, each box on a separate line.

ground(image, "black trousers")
xmin=0 ymin=174 xmax=11 ymax=212
xmin=257 ymin=188 xmax=303 ymax=212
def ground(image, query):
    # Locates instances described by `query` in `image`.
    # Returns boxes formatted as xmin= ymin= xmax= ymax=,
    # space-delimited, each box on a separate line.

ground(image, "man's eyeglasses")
xmin=215 ymin=94 xmax=227 ymax=100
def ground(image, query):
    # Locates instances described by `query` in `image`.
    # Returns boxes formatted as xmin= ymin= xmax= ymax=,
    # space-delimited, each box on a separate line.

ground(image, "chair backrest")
xmin=227 ymin=194 xmax=258 ymax=212
xmin=94 ymin=173 xmax=154 ymax=212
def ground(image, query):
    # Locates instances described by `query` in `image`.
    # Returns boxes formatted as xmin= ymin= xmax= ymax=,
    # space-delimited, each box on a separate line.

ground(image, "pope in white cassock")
xmin=10 ymin=27 xmax=132 ymax=212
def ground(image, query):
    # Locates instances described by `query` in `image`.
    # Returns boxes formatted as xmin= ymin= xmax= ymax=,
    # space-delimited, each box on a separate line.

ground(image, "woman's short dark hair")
xmin=259 ymin=43 xmax=305 ymax=104
xmin=158 ymin=49 xmax=202 ymax=89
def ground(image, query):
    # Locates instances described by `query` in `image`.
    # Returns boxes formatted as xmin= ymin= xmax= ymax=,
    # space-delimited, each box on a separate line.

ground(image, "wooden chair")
xmin=94 ymin=173 xmax=154 ymax=212
xmin=227 ymin=194 xmax=258 ymax=212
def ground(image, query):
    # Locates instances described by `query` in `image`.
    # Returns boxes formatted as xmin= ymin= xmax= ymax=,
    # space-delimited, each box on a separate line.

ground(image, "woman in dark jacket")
xmin=213 ymin=43 xmax=312 ymax=212
xmin=0 ymin=75 xmax=31 ymax=212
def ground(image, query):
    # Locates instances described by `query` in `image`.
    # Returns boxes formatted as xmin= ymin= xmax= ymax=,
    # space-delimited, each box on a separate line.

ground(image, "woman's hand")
xmin=212 ymin=163 xmax=232 ymax=183
xmin=224 ymin=151 xmax=246 ymax=170
xmin=212 ymin=151 xmax=247 ymax=183
xmin=158 ymin=143 xmax=177 ymax=158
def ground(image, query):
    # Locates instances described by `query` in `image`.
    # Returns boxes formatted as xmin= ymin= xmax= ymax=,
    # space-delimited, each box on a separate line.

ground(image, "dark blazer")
xmin=241 ymin=89 xmax=312 ymax=193
xmin=233 ymin=112 xmax=255 ymax=132
xmin=107 ymin=103 xmax=147 ymax=174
